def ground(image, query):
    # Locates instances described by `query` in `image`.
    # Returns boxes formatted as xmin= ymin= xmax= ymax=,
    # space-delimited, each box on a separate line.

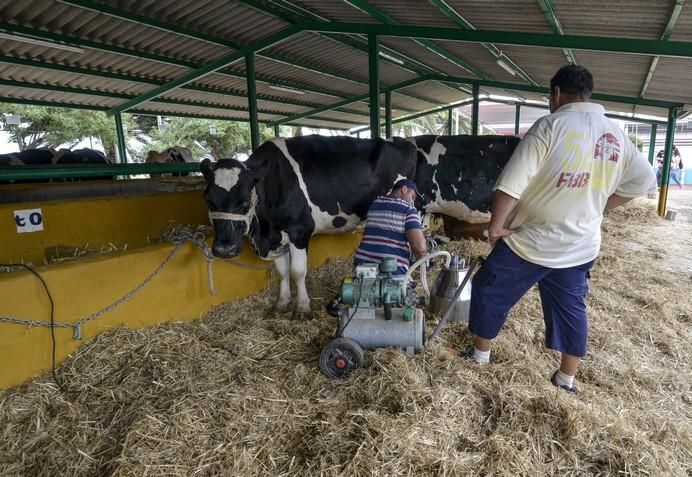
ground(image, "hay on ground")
xmin=1 ymin=198 xmax=691 ymax=476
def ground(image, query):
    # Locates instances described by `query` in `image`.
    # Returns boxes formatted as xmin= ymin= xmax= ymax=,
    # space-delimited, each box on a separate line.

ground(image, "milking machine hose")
xmin=404 ymin=251 xmax=453 ymax=298
xmin=427 ymin=257 xmax=484 ymax=345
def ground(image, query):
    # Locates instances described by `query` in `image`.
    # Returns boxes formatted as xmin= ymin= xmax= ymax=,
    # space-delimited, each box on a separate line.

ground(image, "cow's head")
xmin=201 ymin=158 xmax=258 ymax=258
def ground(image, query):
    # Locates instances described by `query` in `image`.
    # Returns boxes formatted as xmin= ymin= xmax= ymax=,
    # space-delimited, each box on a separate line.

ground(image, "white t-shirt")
xmin=494 ymin=102 xmax=657 ymax=268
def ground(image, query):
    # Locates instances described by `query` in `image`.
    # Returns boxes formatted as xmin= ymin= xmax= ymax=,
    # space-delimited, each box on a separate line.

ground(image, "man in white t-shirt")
xmin=462 ymin=65 xmax=657 ymax=394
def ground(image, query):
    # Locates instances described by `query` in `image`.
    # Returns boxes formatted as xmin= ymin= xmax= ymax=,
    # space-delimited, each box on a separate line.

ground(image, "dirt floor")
xmin=0 ymin=198 xmax=690 ymax=476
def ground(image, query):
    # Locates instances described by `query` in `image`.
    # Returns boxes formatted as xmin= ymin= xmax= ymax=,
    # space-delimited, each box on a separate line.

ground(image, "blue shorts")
xmin=469 ymin=240 xmax=594 ymax=357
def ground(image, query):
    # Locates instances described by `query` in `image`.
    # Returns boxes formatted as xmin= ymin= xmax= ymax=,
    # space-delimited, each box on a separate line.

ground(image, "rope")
xmin=0 ymin=224 xmax=273 ymax=336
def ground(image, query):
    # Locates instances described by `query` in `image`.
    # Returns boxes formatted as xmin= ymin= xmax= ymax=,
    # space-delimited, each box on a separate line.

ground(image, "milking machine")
xmin=319 ymin=252 xmax=482 ymax=379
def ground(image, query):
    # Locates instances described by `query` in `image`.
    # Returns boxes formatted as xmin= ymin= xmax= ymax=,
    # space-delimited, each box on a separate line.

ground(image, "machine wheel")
xmin=319 ymin=337 xmax=365 ymax=379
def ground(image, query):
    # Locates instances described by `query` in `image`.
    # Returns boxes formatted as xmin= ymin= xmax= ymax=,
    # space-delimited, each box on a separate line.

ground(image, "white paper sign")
xmin=14 ymin=208 xmax=44 ymax=233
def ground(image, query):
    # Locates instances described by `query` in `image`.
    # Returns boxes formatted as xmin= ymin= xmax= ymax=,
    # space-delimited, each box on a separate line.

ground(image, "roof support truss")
xmin=428 ymin=0 xmax=539 ymax=86
xmin=0 ymin=22 xmax=366 ymax=103
xmin=238 ymin=0 xmax=449 ymax=104
xmin=635 ymin=0 xmax=687 ymax=112
xmin=536 ymin=0 xmax=578 ymax=64
xmin=107 ymin=25 xmax=303 ymax=115
xmin=302 ymin=22 xmax=692 ymax=58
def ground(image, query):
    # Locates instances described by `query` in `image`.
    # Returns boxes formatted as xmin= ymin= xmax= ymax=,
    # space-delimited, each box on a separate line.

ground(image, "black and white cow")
xmin=201 ymin=135 xmax=418 ymax=313
xmin=202 ymin=134 xmax=520 ymax=313
xmin=0 ymin=147 xmax=113 ymax=183
xmin=409 ymin=135 xmax=521 ymax=238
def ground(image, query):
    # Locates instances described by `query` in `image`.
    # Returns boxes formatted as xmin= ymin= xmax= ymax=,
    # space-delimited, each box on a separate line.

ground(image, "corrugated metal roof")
xmin=0 ymin=0 xmax=689 ymax=132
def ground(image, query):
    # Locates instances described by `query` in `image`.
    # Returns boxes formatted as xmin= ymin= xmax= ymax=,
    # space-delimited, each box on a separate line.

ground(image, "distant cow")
xmin=201 ymin=135 xmax=418 ymax=313
xmin=0 ymin=147 xmax=112 ymax=183
xmin=146 ymin=146 xmax=193 ymax=176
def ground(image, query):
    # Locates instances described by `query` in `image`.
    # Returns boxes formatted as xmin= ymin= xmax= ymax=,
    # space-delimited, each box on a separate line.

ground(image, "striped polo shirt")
xmin=354 ymin=194 xmax=422 ymax=277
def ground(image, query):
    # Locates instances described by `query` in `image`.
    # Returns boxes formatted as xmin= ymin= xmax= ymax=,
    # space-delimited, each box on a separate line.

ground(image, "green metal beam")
xmin=658 ymin=108 xmax=679 ymax=216
xmin=385 ymin=91 xmax=393 ymax=138
xmin=344 ymin=0 xmax=487 ymax=79
xmin=114 ymin=113 xmax=127 ymax=164
xmin=0 ymin=163 xmax=201 ymax=181
xmin=636 ymin=0 xmax=686 ymax=112
xmin=0 ymin=79 xmax=296 ymax=117
xmin=471 ymin=83 xmax=480 ymax=135
xmin=515 ymin=104 xmax=521 ymax=135
xmin=447 ymin=107 xmax=453 ymax=135
xmin=302 ymin=22 xmax=692 ymax=58
xmin=0 ymin=55 xmax=371 ymax=118
xmin=489 ymin=98 xmax=669 ymax=125
xmin=268 ymin=76 xmax=430 ymax=126
xmin=107 ymin=25 xmax=302 ymax=115
xmin=0 ymin=95 xmax=351 ymax=127
xmin=55 ymin=0 xmax=400 ymax=90
xmin=0 ymin=22 xmax=357 ymax=104
xmin=536 ymin=0 xmax=578 ymax=64
xmin=369 ymin=34 xmax=380 ymax=138
xmin=429 ymin=75 xmax=683 ymax=109
xmin=246 ymin=54 xmax=260 ymax=152
xmin=272 ymin=72 xmax=681 ymax=128
xmin=648 ymin=124 xmax=658 ymax=165
xmin=351 ymin=98 xmax=475 ymax=134
xmin=428 ymin=0 xmax=539 ymax=86
xmin=238 ymin=0 xmax=443 ymax=107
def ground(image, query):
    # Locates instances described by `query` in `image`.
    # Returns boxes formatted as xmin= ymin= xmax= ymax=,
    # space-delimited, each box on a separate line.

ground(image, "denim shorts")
xmin=469 ymin=240 xmax=594 ymax=357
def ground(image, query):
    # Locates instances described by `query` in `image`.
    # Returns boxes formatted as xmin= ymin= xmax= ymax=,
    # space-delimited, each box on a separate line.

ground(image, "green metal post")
xmin=471 ymin=83 xmax=480 ymax=136
xmin=274 ymin=125 xmax=280 ymax=137
xmin=514 ymin=103 xmax=521 ymax=135
xmin=246 ymin=54 xmax=260 ymax=152
xmin=447 ymin=107 xmax=453 ymax=135
xmin=114 ymin=112 xmax=127 ymax=164
xmin=647 ymin=124 xmax=658 ymax=165
xmin=368 ymin=34 xmax=380 ymax=139
xmin=658 ymin=109 xmax=678 ymax=217
xmin=385 ymin=91 xmax=392 ymax=138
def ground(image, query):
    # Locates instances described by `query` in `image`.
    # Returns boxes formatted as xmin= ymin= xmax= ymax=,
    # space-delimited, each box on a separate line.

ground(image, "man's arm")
xmin=487 ymin=190 xmax=519 ymax=245
xmin=604 ymin=193 xmax=633 ymax=211
xmin=406 ymin=228 xmax=428 ymax=260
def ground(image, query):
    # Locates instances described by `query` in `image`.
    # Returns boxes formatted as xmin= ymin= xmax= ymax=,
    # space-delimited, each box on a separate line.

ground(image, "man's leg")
xmin=467 ymin=241 xmax=548 ymax=361
xmin=537 ymin=260 xmax=595 ymax=392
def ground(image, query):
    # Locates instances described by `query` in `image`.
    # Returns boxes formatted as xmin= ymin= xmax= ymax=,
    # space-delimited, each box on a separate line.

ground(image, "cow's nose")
xmin=212 ymin=242 xmax=239 ymax=258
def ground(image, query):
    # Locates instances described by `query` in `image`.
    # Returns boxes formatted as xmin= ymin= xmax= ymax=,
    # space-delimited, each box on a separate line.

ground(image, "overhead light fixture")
xmin=379 ymin=52 xmax=404 ymax=65
xmin=268 ymin=84 xmax=306 ymax=95
xmin=496 ymin=57 xmax=516 ymax=76
xmin=0 ymin=32 xmax=85 ymax=54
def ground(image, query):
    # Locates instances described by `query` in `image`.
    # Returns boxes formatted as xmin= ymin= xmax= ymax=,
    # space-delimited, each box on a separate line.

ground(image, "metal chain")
xmin=0 ymin=224 xmax=273 ymax=336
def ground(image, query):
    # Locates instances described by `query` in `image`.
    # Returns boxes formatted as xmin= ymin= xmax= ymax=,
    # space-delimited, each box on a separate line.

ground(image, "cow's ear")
xmin=200 ymin=158 xmax=213 ymax=180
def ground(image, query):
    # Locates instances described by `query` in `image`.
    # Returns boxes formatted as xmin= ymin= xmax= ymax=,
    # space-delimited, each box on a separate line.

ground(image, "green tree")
xmin=391 ymin=109 xmax=475 ymax=137
xmin=0 ymin=104 xmax=135 ymax=161
xmin=134 ymin=116 xmax=276 ymax=162
xmin=628 ymin=133 xmax=644 ymax=152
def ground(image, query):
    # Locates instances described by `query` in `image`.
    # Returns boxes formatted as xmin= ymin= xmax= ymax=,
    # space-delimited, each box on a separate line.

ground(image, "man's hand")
xmin=487 ymin=225 xmax=518 ymax=246
xmin=487 ymin=190 xmax=519 ymax=246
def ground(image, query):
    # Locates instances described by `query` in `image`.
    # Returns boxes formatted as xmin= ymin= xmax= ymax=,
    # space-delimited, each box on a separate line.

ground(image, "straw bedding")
xmin=1 ymin=198 xmax=690 ymax=476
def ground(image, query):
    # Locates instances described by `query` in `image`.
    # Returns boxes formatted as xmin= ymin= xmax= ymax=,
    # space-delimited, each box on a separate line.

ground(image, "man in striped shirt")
xmin=354 ymin=179 xmax=428 ymax=278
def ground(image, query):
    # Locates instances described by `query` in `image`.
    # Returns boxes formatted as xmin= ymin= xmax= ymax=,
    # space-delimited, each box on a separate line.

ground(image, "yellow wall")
xmin=0 ymin=190 xmax=362 ymax=389
xmin=1 ymin=190 xmax=207 ymax=264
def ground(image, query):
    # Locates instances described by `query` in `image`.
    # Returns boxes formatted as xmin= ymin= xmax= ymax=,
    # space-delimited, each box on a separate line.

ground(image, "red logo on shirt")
xmin=594 ymin=133 xmax=620 ymax=162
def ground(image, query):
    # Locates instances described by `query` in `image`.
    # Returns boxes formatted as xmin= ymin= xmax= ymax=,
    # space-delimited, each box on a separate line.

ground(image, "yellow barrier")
xmin=0 ymin=233 xmax=361 ymax=390
xmin=0 ymin=187 xmax=362 ymax=389
xmin=1 ymin=190 xmax=207 ymax=264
